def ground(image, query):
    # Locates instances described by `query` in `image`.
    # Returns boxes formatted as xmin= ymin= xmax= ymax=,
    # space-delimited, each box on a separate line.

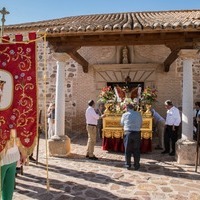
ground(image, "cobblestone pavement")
xmin=14 ymin=134 xmax=200 ymax=200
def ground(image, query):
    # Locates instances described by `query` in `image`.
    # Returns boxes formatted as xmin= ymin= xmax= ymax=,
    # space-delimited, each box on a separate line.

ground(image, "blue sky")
xmin=1 ymin=0 xmax=200 ymax=25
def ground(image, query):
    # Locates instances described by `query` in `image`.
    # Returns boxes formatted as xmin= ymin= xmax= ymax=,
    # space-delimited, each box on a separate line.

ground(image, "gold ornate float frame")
xmin=102 ymin=113 xmax=153 ymax=140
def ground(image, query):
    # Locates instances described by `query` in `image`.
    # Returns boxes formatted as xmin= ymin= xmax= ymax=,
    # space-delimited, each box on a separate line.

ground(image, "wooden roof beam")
xmin=163 ymin=44 xmax=195 ymax=72
xmin=163 ymin=48 xmax=180 ymax=72
xmin=50 ymin=43 xmax=89 ymax=73
xmin=66 ymin=49 xmax=89 ymax=73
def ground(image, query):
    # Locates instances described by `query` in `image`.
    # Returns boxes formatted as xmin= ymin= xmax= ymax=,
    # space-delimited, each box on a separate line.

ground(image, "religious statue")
xmin=114 ymin=84 xmax=142 ymax=103
xmin=121 ymin=46 xmax=129 ymax=64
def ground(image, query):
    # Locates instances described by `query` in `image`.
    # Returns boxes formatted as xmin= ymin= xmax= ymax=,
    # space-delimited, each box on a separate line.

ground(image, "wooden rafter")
xmin=66 ymin=50 xmax=89 ymax=73
xmin=163 ymin=45 xmax=194 ymax=72
xmin=163 ymin=48 xmax=180 ymax=72
xmin=51 ymin=44 xmax=89 ymax=73
xmin=47 ymin=31 xmax=200 ymax=73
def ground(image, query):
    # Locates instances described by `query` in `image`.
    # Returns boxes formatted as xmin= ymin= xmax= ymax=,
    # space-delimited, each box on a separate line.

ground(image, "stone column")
xmin=48 ymin=53 xmax=71 ymax=156
xmin=176 ymin=49 xmax=199 ymax=164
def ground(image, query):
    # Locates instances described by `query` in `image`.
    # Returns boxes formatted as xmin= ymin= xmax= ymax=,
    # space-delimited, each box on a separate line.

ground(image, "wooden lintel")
xmin=47 ymin=32 xmax=200 ymax=47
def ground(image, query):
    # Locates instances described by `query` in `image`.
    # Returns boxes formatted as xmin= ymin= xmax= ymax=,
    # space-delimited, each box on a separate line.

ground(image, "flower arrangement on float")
xmin=98 ymin=85 xmax=158 ymax=114
xmin=98 ymin=86 xmax=136 ymax=114
xmin=98 ymin=86 xmax=116 ymax=104
xmin=141 ymin=87 xmax=158 ymax=116
xmin=141 ymin=87 xmax=158 ymax=105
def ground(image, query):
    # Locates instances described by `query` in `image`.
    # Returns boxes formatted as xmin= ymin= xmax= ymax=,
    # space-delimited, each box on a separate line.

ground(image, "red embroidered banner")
xmin=0 ymin=38 xmax=37 ymax=154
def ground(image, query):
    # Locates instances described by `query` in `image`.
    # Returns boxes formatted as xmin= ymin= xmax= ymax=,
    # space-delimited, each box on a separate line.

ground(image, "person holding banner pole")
xmin=0 ymin=129 xmax=26 ymax=200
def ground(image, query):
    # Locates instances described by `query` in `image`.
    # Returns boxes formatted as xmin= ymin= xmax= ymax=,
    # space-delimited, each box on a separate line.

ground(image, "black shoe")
xmin=86 ymin=155 xmax=89 ymax=158
xmin=161 ymin=150 xmax=169 ymax=154
xmin=16 ymin=167 xmax=21 ymax=174
xmin=134 ymin=164 xmax=140 ymax=170
xmin=125 ymin=164 xmax=131 ymax=170
xmin=169 ymin=151 xmax=175 ymax=156
xmin=134 ymin=166 xmax=140 ymax=170
xmin=88 ymin=156 xmax=98 ymax=160
xmin=29 ymin=156 xmax=36 ymax=162
xmin=155 ymin=145 xmax=163 ymax=150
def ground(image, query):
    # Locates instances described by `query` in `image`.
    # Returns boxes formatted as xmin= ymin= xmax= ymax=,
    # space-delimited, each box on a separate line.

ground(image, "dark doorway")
xmin=107 ymin=82 xmax=144 ymax=91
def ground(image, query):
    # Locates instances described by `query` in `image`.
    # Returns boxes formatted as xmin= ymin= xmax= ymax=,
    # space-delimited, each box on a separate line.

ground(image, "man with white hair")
xmin=162 ymin=100 xmax=181 ymax=156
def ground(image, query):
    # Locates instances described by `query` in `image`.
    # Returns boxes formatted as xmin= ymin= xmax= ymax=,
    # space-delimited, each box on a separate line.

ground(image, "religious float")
xmin=98 ymin=85 xmax=157 ymax=153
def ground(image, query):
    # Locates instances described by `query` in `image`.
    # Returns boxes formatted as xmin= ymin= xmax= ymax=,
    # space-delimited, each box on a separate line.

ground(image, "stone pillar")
xmin=176 ymin=49 xmax=199 ymax=164
xmin=48 ymin=53 xmax=71 ymax=156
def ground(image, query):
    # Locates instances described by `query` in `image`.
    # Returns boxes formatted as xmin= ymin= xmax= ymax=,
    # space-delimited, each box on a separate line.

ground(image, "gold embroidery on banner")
xmin=0 ymin=116 xmax=6 ymax=126
xmin=20 ymin=130 xmax=33 ymax=138
xmin=0 ymin=47 xmax=11 ymax=62
xmin=0 ymin=126 xmax=8 ymax=154
xmin=14 ymin=82 xmax=34 ymax=128
xmin=13 ymin=47 xmax=32 ymax=71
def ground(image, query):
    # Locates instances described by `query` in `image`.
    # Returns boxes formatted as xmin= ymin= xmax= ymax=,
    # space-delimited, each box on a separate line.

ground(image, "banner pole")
xmin=43 ymin=33 xmax=50 ymax=191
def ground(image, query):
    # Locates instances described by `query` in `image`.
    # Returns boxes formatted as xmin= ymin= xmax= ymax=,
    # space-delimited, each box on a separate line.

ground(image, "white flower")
xmin=20 ymin=73 xmax=25 ymax=77
xmin=27 ymin=76 xmax=32 ymax=81
xmin=9 ymin=50 xmax=15 ymax=55
xmin=10 ymin=115 xmax=16 ymax=120
xmin=9 ymin=124 xmax=13 ymax=128
xmin=24 ymin=138 xmax=30 ymax=143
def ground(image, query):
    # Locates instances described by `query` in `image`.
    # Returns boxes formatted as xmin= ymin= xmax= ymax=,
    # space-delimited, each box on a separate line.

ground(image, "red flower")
xmin=98 ymin=86 xmax=115 ymax=103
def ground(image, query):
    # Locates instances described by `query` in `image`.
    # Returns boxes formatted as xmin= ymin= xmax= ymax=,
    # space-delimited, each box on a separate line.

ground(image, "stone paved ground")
xmin=13 ymin=134 xmax=200 ymax=200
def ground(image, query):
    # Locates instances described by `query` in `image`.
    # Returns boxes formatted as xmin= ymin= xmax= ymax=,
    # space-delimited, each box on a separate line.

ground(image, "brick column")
xmin=176 ymin=49 xmax=199 ymax=164
xmin=49 ymin=53 xmax=71 ymax=156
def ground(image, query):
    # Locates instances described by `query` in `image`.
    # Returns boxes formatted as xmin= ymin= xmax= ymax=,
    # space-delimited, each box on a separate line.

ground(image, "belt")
xmin=124 ymin=130 xmax=140 ymax=133
xmin=87 ymin=124 xmax=97 ymax=127
xmin=166 ymin=125 xmax=178 ymax=127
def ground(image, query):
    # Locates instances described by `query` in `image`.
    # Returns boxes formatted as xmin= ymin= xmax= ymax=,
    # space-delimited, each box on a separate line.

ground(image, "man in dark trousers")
xmin=121 ymin=104 xmax=143 ymax=170
xmin=193 ymin=101 xmax=200 ymax=140
xmin=162 ymin=100 xmax=181 ymax=156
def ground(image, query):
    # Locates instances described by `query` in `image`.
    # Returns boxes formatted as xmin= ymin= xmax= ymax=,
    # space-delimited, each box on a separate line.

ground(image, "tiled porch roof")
xmin=5 ymin=10 xmax=200 ymax=35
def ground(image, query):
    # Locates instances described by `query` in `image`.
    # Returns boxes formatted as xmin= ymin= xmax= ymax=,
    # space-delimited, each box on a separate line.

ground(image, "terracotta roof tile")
xmin=5 ymin=10 xmax=200 ymax=35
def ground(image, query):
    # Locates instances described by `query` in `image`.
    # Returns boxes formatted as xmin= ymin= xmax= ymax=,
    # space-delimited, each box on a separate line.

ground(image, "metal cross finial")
xmin=0 ymin=7 xmax=10 ymax=37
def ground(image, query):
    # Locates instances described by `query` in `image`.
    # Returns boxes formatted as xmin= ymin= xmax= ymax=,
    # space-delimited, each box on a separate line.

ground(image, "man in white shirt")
xmin=85 ymin=100 xmax=105 ymax=160
xmin=162 ymin=100 xmax=181 ymax=156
